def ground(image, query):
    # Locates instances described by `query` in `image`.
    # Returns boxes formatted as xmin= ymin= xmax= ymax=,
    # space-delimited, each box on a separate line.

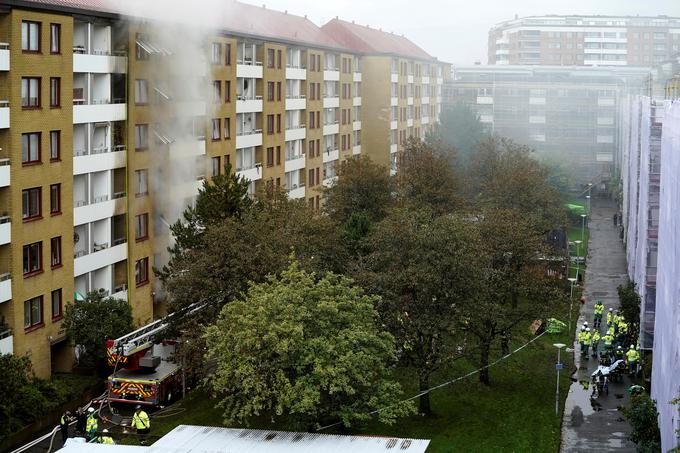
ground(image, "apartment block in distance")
xmin=0 ymin=0 xmax=446 ymax=378
xmin=489 ymin=15 xmax=680 ymax=67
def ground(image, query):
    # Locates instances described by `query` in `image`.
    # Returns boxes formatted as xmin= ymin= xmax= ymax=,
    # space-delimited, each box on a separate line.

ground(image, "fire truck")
xmin=105 ymin=305 xmax=201 ymax=406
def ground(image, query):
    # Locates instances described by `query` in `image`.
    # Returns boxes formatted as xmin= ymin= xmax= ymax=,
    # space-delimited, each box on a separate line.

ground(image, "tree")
xmin=205 ymin=261 xmax=413 ymax=428
xmin=622 ymin=393 xmax=661 ymax=453
xmin=437 ymin=102 xmax=488 ymax=163
xmin=396 ymin=138 xmax=462 ymax=215
xmin=62 ymin=291 xmax=133 ymax=368
xmin=357 ymin=208 xmax=481 ymax=414
xmin=468 ymin=137 xmax=565 ymax=234
xmin=618 ymin=280 xmax=641 ymax=342
xmin=323 ymin=156 xmax=393 ymax=224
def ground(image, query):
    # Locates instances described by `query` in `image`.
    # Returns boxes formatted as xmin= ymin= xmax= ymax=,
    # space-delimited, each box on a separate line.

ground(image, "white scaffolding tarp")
xmin=651 ymin=100 xmax=680 ymax=453
xmin=626 ymin=96 xmax=641 ymax=279
xmin=634 ymin=97 xmax=651 ymax=299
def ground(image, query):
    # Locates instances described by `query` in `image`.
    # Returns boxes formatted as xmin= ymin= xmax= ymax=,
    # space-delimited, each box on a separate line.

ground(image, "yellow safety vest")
xmin=594 ymin=304 xmax=604 ymax=315
xmin=86 ymin=415 xmax=97 ymax=432
xmin=132 ymin=411 xmax=150 ymax=430
xmin=626 ymin=349 xmax=639 ymax=362
xmin=603 ymin=335 xmax=613 ymax=346
xmin=99 ymin=436 xmax=114 ymax=444
xmin=607 ymin=312 xmax=614 ymax=324
xmin=591 ymin=331 xmax=601 ymax=343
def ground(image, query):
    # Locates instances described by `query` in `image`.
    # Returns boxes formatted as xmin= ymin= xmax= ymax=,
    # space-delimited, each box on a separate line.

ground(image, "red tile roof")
xmin=321 ymin=18 xmax=435 ymax=61
xmin=17 ymin=0 xmax=119 ymax=14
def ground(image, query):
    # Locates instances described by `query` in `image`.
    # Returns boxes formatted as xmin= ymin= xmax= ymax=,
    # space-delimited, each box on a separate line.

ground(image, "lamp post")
xmin=568 ymin=277 xmax=577 ymax=334
xmin=586 ymin=195 xmax=591 ymax=216
xmin=574 ymin=240 xmax=582 ymax=283
xmin=554 ymin=343 xmax=566 ymax=416
xmin=580 ymin=214 xmax=587 ymax=244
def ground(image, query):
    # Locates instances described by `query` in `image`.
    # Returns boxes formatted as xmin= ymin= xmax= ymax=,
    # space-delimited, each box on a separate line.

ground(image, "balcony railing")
xmin=0 ymin=328 xmax=11 ymax=340
xmin=237 ymin=94 xmax=263 ymax=101
xmin=324 ymin=94 xmax=339 ymax=99
xmin=285 ymin=124 xmax=306 ymax=131
xmin=285 ymin=152 xmax=305 ymax=161
xmin=324 ymin=120 xmax=339 ymax=126
xmin=0 ymin=272 xmax=10 ymax=283
xmin=0 ymin=100 xmax=8 ymax=108
xmin=112 ymin=236 xmax=126 ymax=246
xmin=287 ymin=182 xmax=306 ymax=192
xmin=286 ymin=94 xmax=306 ymax=99
xmin=236 ymin=162 xmax=262 ymax=172
xmin=0 ymin=158 xmax=8 ymax=166
xmin=73 ymin=98 xmax=125 ymax=106
xmin=236 ymin=128 xmax=263 ymax=136
xmin=0 ymin=215 xmax=9 ymax=224
xmin=236 ymin=59 xmax=263 ymax=66
xmin=286 ymin=63 xmax=306 ymax=69
xmin=0 ymin=43 xmax=8 ymax=50
xmin=113 ymin=191 xmax=126 ymax=199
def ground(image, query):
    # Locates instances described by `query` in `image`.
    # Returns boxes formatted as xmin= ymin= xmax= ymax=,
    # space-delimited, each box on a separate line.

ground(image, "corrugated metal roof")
xmin=151 ymin=425 xmax=430 ymax=452
xmin=55 ymin=426 xmax=430 ymax=453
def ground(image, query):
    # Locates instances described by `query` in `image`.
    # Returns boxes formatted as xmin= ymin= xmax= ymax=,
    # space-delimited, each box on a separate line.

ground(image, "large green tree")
xmin=62 ymin=291 xmax=134 ymax=368
xmin=205 ymin=261 xmax=413 ymax=428
xmin=357 ymin=208 xmax=482 ymax=414
xmin=437 ymin=102 xmax=488 ymax=163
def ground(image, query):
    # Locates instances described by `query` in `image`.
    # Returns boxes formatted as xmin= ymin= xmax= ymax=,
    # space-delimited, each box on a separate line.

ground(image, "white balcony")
xmin=422 ymin=76 xmax=430 ymax=84
xmin=287 ymin=185 xmax=306 ymax=199
xmin=408 ymin=75 xmax=414 ymax=84
xmin=74 ymin=242 xmax=127 ymax=277
xmin=236 ymin=165 xmax=263 ymax=182
xmin=0 ymin=103 xmax=8 ymax=129
xmin=422 ymin=96 xmax=430 ymax=104
xmin=284 ymin=154 xmax=306 ymax=172
xmin=236 ymin=98 xmax=263 ymax=114
xmin=111 ymin=288 xmax=128 ymax=301
xmin=323 ymin=148 xmax=339 ymax=163
xmin=285 ymin=126 xmax=306 ymax=142
xmin=236 ymin=63 xmax=263 ymax=78
xmin=353 ymin=121 xmax=361 ymax=131
xmin=390 ymin=97 xmax=398 ymax=107
xmin=323 ymin=96 xmax=340 ymax=109
xmin=353 ymin=72 xmax=362 ymax=82
xmin=322 ymin=176 xmax=338 ymax=187
xmin=73 ymin=53 xmax=126 ymax=74
xmin=407 ymin=97 xmax=414 ymax=106
xmin=390 ymin=144 xmax=398 ymax=154
xmin=0 ymin=274 xmax=10 ymax=303
xmin=285 ymin=97 xmax=306 ymax=111
xmin=477 ymin=96 xmax=493 ymax=105
xmin=323 ymin=123 xmax=339 ymax=136
xmin=390 ymin=120 xmax=398 ymax=130
xmin=407 ymin=119 xmax=414 ymax=127
xmin=169 ymin=140 xmax=206 ymax=160
xmin=323 ymin=70 xmax=340 ymax=81
xmin=236 ymin=131 xmax=263 ymax=149
xmin=391 ymin=73 xmax=399 ymax=83
xmin=0 ymin=44 xmax=8 ymax=71
xmin=0 ymin=158 xmax=9 ymax=187
xmin=285 ymin=67 xmax=306 ymax=80
xmin=0 ymin=216 xmax=10 ymax=245
xmin=352 ymin=145 xmax=361 ymax=155
xmin=74 ymin=196 xmax=126 ymax=226
xmin=353 ymin=97 xmax=362 ymax=107
xmin=421 ymin=116 xmax=430 ymax=124
xmin=0 ymin=330 xmax=12 ymax=355
xmin=73 ymin=103 xmax=126 ymax=124
xmin=73 ymin=146 xmax=126 ymax=175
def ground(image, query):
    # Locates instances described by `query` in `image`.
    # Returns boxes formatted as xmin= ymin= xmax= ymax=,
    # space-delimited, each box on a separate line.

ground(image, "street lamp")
xmin=567 ymin=277 xmax=577 ymax=334
xmin=554 ymin=343 xmax=566 ymax=416
xmin=586 ymin=195 xmax=591 ymax=215
xmin=574 ymin=240 xmax=582 ymax=283
xmin=580 ymin=214 xmax=587 ymax=244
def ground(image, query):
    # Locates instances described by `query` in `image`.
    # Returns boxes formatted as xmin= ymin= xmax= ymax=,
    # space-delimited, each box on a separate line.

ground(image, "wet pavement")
xmin=560 ymin=199 xmax=636 ymax=452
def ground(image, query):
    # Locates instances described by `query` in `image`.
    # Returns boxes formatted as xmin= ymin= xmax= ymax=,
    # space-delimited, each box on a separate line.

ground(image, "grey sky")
xmin=244 ymin=0 xmax=680 ymax=64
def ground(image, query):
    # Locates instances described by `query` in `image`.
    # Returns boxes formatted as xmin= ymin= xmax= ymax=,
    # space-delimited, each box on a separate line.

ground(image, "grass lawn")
xmin=127 ymin=323 xmax=574 ymax=453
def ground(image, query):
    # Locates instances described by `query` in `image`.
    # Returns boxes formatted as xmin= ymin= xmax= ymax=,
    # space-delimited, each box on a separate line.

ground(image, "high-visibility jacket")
xmin=86 ymin=415 xmax=97 ymax=433
xmin=613 ymin=314 xmax=621 ymax=325
xmin=603 ymin=334 xmax=613 ymax=346
xmin=132 ymin=411 xmax=150 ymax=430
xmin=578 ymin=331 xmax=585 ymax=343
xmin=626 ymin=349 xmax=640 ymax=363
xmin=98 ymin=436 xmax=115 ymax=444
xmin=607 ymin=326 xmax=615 ymax=336
xmin=582 ymin=332 xmax=591 ymax=344
xmin=619 ymin=322 xmax=629 ymax=334
xmin=591 ymin=331 xmax=601 ymax=344
xmin=594 ymin=303 xmax=605 ymax=315
xmin=606 ymin=312 xmax=614 ymax=325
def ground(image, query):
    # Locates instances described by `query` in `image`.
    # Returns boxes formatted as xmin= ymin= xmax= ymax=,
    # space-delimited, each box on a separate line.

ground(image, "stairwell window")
xmin=50 ymin=131 xmax=60 ymax=161
xmin=22 ymin=21 xmax=40 ymax=52
xmin=50 ymin=77 xmax=60 ymax=107
xmin=23 ymin=242 xmax=43 ymax=277
xmin=135 ymin=257 xmax=149 ymax=287
xmin=50 ymin=23 xmax=61 ymax=54
xmin=213 ymin=81 xmax=222 ymax=103
xmin=50 ymin=183 xmax=61 ymax=215
xmin=24 ymin=296 xmax=44 ymax=331
xmin=135 ymin=213 xmax=149 ymax=241
xmin=135 ymin=169 xmax=148 ymax=196
xmin=51 ymin=289 xmax=63 ymax=320
xmin=50 ymin=236 xmax=62 ymax=268
xmin=135 ymin=79 xmax=148 ymax=105
xmin=211 ymin=42 xmax=222 ymax=65
xmin=211 ymin=157 xmax=221 ymax=177
xmin=224 ymin=118 xmax=231 ymax=139
xmin=22 ymin=77 xmax=41 ymax=108
xmin=212 ymin=119 xmax=221 ymax=140
xmin=267 ymin=48 xmax=275 ymax=68
xmin=22 ymin=187 xmax=42 ymax=220
xmin=225 ymin=43 xmax=231 ymax=65
xmin=134 ymin=124 xmax=149 ymax=150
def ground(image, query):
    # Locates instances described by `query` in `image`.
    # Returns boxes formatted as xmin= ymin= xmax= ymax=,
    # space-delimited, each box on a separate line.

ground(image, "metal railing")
xmin=286 ymin=63 xmax=306 ymax=69
xmin=0 ymin=43 xmax=9 ymax=50
xmin=236 ymin=59 xmax=263 ymax=66
xmin=285 ymin=94 xmax=306 ymax=99
xmin=287 ymin=182 xmax=306 ymax=192
xmin=0 ymin=328 xmax=11 ymax=340
xmin=236 ymin=94 xmax=263 ymax=101
xmin=112 ymin=237 xmax=126 ymax=246
xmin=285 ymin=152 xmax=306 ymax=161
xmin=0 ymin=215 xmax=9 ymax=224
xmin=0 ymin=158 xmax=9 ymax=166
xmin=0 ymin=272 xmax=10 ymax=282
xmin=285 ymin=124 xmax=306 ymax=131
xmin=113 ymin=283 xmax=128 ymax=294
xmin=0 ymin=100 xmax=8 ymax=108
xmin=113 ymin=191 xmax=126 ymax=199
xmin=236 ymin=162 xmax=262 ymax=172
xmin=236 ymin=128 xmax=263 ymax=136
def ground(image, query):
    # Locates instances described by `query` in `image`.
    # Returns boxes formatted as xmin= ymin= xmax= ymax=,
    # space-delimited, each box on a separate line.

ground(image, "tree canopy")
xmin=438 ymin=103 xmax=488 ymax=163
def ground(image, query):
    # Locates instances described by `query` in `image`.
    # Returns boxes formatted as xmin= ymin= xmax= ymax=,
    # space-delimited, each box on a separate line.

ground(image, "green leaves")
xmin=204 ymin=262 xmax=414 ymax=428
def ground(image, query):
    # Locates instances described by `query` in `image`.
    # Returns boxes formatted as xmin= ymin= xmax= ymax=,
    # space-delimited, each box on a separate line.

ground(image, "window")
xmin=50 ymin=23 xmax=60 ymax=53
xmin=277 ymin=49 xmax=282 ymax=69
xmin=22 ymin=21 xmax=40 ymax=52
xmin=211 ymin=157 xmax=221 ymax=177
xmin=23 ymin=242 xmax=43 ymax=276
xmin=277 ymin=81 xmax=282 ymax=101
xmin=49 ymin=131 xmax=60 ymax=161
xmin=267 ymin=115 xmax=274 ymax=134
xmin=267 ymin=48 xmax=275 ymax=68
xmin=135 ymin=33 xmax=149 ymax=60
xmin=267 ymin=82 xmax=275 ymax=101
xmin=135 ymin=213 xmax=148 ymax=241
xmin=266 ymin=147 xmax=274 ymax=167
xmin=276 ymin=146 xmax=281 ymax=165
xmin=224 ymin=117 xmax=231 ymax=139
xmin=276 ymin=114 xmax=281 ymax=133
xmin=225 ymin=43 xmax=231 ymax=65
xmin=50 ymin=184 xmax=61 ymax=215
xmin=50 ymin=236 xmax=62 ymax=267
xmin=49 ymin=77 xmax=60 ymax=107
xmin=309 ymin=140 xmax=315 ymax=157
xmin=308 ymin=169 xmax=315 ymax=187
xmin=212 ymin=118 xmax=221 ymax=140
xmin=135 ymin=124 xmax=149 ymax=150
xmin=309 ymin=111 xmax=315 ymax=129
xmin=24 ymin=296 xmax=43 ymax=330
xmin=135 ymin=169 xmax=148 ymax=196
xmin=135 ymin=79 xmax=149 ymax=104
xmin=211 ymin=42 xmax=222 ymax=64
xmin=135 ymin=258 xmax=149 ymax=286
xmin=22 ymin=187 xmax=41 ymax=220
xmin=22 ymin=77 xmax=41 ymax=108
xmin=51 ymin=289 xmax=63 ymax=320
xmin=213 ymin=80 xmax=222 ymax=103
xmin=224 ymin=80 xmax=231 ymax=102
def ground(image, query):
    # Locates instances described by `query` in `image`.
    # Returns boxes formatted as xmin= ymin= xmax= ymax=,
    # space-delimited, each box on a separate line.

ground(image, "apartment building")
xmin=443 ymin=65 xmax=650 ymax=186
xmin=489 ymin=15 xmax=680 ymax=67
xmin=322 ymin=19 xmax=447 ymax=174
xmin=0 ymin=0 xmax=445 ymax=378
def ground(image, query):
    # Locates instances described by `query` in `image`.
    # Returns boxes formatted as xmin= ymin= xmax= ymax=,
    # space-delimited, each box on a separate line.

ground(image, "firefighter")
xmin=614 ymin=345 xmax=625 ymax=362
xmin=85 ymin=407 xmax=98 ymax=442
xmin=606 ymin=308 xmax=614 ymax=327
xmin=603 ymin=332 xmax=614 ymax=355
xmin=581 ymin=328 xmax=592 ymax=356
xmin=59 ymin=411 xmax=71 ymax=445
xmin=618 ymin=317 xmax=629 ymax=343
xmin=613 ymin=311 xmax=621 ymax=333
xmin=593 ymin=300 xmax=605 ymax=328
xmin=98 ymin=429 xmax=115 ymax=445
xmin=626 ymin=345 xmax=640 ymax=376
xmin=132 ymin=405 xmax=151 ymax=436
xmin=591 ymin=329 xmax=601 ymax=358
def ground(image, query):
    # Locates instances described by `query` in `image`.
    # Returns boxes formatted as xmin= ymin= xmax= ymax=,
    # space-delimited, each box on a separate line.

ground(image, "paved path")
xmin=560 ymin=199 xmax=636 ymax=452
